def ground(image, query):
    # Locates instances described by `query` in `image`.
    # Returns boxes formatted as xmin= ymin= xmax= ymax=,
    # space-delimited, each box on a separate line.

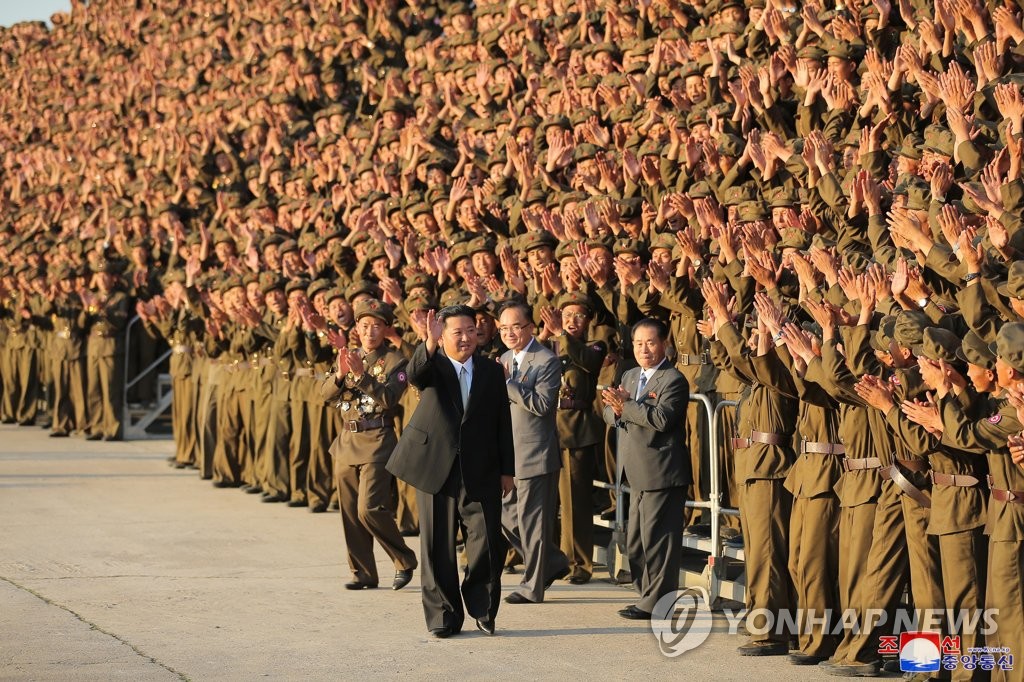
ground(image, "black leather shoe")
xmin=788 ymin=651 xmax=828 ymax=665
xmin=503 ymin=592 xmax=536 ymax=605
xmin=544 ymin=566 xmax=570 ymax=589
xmin=476 ymin=618 xmax=495 ymax=635
xmin=309 ymin=503 xmax=328 ymax=513
xmin=568 ymin=575 xmax=591 ymax=585
xmin=241 ymin=485 xmax=263 ymax=494
xmin=392 ymin=569 xmax=414 ymax=590
xmin=286 ymin=499 xmax=308 ymax=508
xmin=817 ymin=660 xmax=880 ymax=676
xmin=503 ymin=565 xmax=519 ymax=574
xmin=85 ymin=433 xmax=102 ymax=441
xmin=344 ymin=581 xmax=378 ymax=590
xmin=212 ymin=480 xmax=239 ymax=488
xmin=102 ymin=435 xmax=121 ymax=441
xmin=599 ymin=508 xmax=617 ymax=521
xmin=400 ymin=529 xmax=419 ymax=537
xmin=261 ymin=493 xmax=288 ymax=503
xmin=172 ymin=461 xmax=189 ymax=469
xmin=617 ymin=605 xmax=652 ymax=620
xmin=49 ymin=431 xmax=69 ymax=438
xmin=430 ymin=627 xmax=454 ymax=639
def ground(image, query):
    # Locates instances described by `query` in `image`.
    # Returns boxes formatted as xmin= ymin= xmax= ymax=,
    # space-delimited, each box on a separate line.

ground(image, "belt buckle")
xmin=347 ymin=420 xmax=359 ymax=433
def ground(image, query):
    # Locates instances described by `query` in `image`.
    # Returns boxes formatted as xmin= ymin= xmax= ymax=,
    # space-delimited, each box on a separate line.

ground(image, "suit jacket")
xmin=387 ymin=342 xmax=515 ymax=500
xmin=501 ymin=338 xmax=562 ymax=479
xmin=603 ymin=361 xmax=691 ymax=492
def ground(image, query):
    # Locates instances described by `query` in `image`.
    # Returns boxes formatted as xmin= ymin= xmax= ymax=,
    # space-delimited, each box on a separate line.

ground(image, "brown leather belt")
xmin=801 ymin=439 xmax=845 ymax=455
xmin=345 ymin=417 xmax=390 ymax=433
xmin=732 ymin=430 xmax=784 ymax=449
xmin=677 ymin=352 xmax=709 ymax=366
xmin=731 ymin=437 xmax=751 ymax=449
xmin=931 ymin=472 xmax=981 ymax=488
xmin=558 ymin=398 xmax=590 ymax=410
xmin=843 ymin=457 xmax=882 ymax=471
xmin=882 ymin=460 xmax=931 ymax=508
xmin=987 ymin=476 xmax=1024 ymax=504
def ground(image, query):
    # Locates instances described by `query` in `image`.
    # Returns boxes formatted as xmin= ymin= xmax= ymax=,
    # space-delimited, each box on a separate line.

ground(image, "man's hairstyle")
xmin=632 ymin=317 xmax=669 ymax=341
xmin=496 ymin=299 xmax=532 ymax=322
xmin=437 ymin=304 xmax=476 ymax=327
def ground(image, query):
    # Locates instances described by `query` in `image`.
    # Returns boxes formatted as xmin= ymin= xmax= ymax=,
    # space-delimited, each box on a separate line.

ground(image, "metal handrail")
xmin=121 ymin=314 xmax=173 ymax=435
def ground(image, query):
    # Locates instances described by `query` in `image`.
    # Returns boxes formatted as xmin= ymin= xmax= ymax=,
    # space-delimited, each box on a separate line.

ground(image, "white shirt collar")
xmin=448 ymin=354 xmax=474 ymax=377
xmin=511 ymin=338 xmax=535 ymax=366
xmin=638 ymin=358 xmax=666 ymax=381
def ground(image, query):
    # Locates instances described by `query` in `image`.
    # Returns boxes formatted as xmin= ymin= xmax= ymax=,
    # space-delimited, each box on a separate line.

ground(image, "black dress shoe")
xmin=737 ymin=641 xmax=789 ymax=656
xmin=261 ymin=493 xmax=288 ymax=503
xmin=788 ymin=651 xmax=828 ymax=665
xmin=599 ymin=508 xmax=617 ymax=521
xmin=400 ymin=529 xmax=419 ymax=537
xmin=344 ymin=581 xmax=378 ymax=590
xmin=503 ymin=592 xmax=536 ymax=605
xmin=568 ymin=575 xmax=591 ymax=585
xmin=476 ymin=618 xmax=495 ymax=635
xmin=503 ymin=565 xmax=519 ymax=574
xmin=0 ymin=418 xmax=15 ymax=424
xmin=286 ymin=499 xmax=308 ymax=508
xmin=309 ymin=503 xmax=328 ymax=513
xmin=544 ymin=566 xmax=570 ymax=589
xmin=241 ymin=485 xmax=263 ymax=494
xmin=392 ymin=569 xmax=414 ymax=590
xmin=102 ymin=435 xmax=121 ymax=441
xmin=172 ymin=461 xmax=189 ymax=469
xmin=49 ymin=431 xmax=69 ymax=438
xmin=85 ymin=433 xmax=102 ymax=441
xmin=617 ymin=605 xmax=652 ymax=620
xmin=430 ymin=626 xmax=454 ymax=639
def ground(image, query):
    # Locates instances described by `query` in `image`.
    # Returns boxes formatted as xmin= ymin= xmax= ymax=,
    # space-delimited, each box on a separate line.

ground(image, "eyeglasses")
xmin=562 ymin=313 xmax=588 ymax=320
xmin=498 ymin=323 xmax=531 ymax=334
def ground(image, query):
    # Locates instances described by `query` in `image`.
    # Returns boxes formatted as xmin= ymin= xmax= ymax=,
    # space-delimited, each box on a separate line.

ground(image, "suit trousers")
xmin=627 ymin=485 xmax=686 ymax=614
xmin=559 ymin=446 xmax=596 ymax=580
xmin=987 ymin=538 xmax=1024 ymax=682
xmin=502 ymin=470 xmax=569 ymax=602
xmin=417 ymin=464 xmax=505 ymax=633
xmin=788 ymin=495 xmax=840 ymax=657
xmin=336 ymin=460 xmax=417 ymax=585
xmin=739 ymin=478 xmax=793 ymax=644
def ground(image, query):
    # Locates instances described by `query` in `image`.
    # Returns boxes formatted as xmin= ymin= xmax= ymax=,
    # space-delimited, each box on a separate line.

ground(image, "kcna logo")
xmin=650 ymin=587 xmax=715 ymax=657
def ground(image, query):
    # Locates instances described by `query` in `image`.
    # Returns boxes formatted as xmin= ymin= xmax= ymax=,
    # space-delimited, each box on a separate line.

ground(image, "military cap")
xmin=893 ymin=134 xmax=924 ymax=160
xmin=259 ymin=273 xmax=285 ymax=295
xmin=765 ymin=186 xmax=798 ymax=208
xmin=365 ymin=241 xmax=388 ymax=263
xmin=519 ymin=231 xmax=558 ymax=252
xmin=324 ymin=287 xmax=346 ymax=304
xmin=776 ymin=229 xmax=812 ymax=251
xmin=555 ymin=239 xmax=579 ymax=261
xmin=221 ymin=275 xmax=245 ymax=293
xmin=278 ymin=239 xmax=299 ymax=255
xmin=450 ymin=241 xmax=471 ymax=264
xmin=353 ymin=298 xmax=394 ymax=325
xmin=556 ymin=290 xmax=593 ymax=312
xmin=650 ymin=232 xmax=677 ymax=252
xmin=797 ymin=45 xmax=826 ymax=61
xmin=825 ymin=41 xmax=860 ymax=61
xmin=997 ymin=260 xmax=1024 ymax=299
xmin=914 ymin=327 xmax=962 ymax=363
xmin=736 ymin=201 xmax=768 ymax=223
xmin=717 ymin=135 xmax=745 ymax=157
xmin=722 ymin=184 xmax=756 ymax=206
xmin=403 ymin=290 xmax=435 ymax=312
xmin=893 ymin=310 xmax=930 ymax=350
xmin=307 ymin=278 xmax=332 ymax=300
xmin=574 ymin=143 xmax=603 ymax=162
xmin=638 ymin=139 xmax=661 ymax=158
xmin=404 ymin=272 xmax=436 ymax=294
xmin=345 ymin=279 xmax=381 ymax=301
xmin=613 ymin=237 xmax=645 ymax=257
xmin=440 ymin=288 xmax=468 ymax=307
xmin=996 ymin=322 xmax=1024 ymax=374
xmin=870 ymin=316 xmax=898 ymax=351
xmin=406 ymin=202 xmax=432 ymax=219
xmin=957 ymin=329 xmax=996 ymax=369
xmin=467 ymin=235 xmax=497 ymax=256
xmin=923 ymin=127 xmax=955 ymax=157
xmin=688 ymin=181 xmax=714 ymax=199
xmin=162 ymin=269 xmax=186 ymax=286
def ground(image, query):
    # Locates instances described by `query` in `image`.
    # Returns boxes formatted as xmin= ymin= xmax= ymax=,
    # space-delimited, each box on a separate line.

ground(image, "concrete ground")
xmin=0 ymin=423 xmax=859 ymax=681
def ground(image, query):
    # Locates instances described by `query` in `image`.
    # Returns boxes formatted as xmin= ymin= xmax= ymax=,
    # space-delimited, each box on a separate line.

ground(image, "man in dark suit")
xmin=602 ymin=318 xmax=690 ymax=620
xmin=387 ymin=305 xmax=515 ymax=638
xmin=497 ymin=301 xmax=569 ymax=604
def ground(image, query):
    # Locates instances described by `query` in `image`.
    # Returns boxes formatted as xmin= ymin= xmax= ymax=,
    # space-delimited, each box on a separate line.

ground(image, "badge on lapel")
xmin=648 ymin=392 xmax=657 ymax=400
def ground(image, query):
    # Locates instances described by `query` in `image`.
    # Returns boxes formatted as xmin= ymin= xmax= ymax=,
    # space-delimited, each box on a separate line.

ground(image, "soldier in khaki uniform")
xmin=79 ymin=261 xmax=129 ymax=441
xmin=539 ymin=291 xmax=606 ymax=584
xmin=321 ymin=298 xmax=417 ymax=590
xmin=48 ymin=265 xmax=87 ymax=438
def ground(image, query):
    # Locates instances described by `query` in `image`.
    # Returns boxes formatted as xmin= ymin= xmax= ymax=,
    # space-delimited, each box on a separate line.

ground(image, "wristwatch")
xmin=917 ymin=297 xmax=929 ymax=309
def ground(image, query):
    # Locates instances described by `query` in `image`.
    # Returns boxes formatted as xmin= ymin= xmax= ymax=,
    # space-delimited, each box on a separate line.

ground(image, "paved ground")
xmin=0 ymin=423 xmax=853 ymax=681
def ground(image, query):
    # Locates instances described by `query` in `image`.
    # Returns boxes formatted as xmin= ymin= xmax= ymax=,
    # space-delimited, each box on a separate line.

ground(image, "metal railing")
xmin=596 ymin=393 xmax=743 ymax=605
xmin=122 ymin=314 xmax=173 ymax=439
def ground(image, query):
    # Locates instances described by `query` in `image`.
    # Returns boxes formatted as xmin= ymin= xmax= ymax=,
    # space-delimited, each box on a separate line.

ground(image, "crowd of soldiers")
xmin=3 ymin=0 xmax=1024 ymax=676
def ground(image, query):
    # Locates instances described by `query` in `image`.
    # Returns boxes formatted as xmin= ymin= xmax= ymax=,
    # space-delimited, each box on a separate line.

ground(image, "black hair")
xmin=437 ymin=304 xmax=477 ymax=327
xmin=631 ymin=317 xmax=669 ymax=341
xmin=496 ymin=299 xmax=532 ymax=322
